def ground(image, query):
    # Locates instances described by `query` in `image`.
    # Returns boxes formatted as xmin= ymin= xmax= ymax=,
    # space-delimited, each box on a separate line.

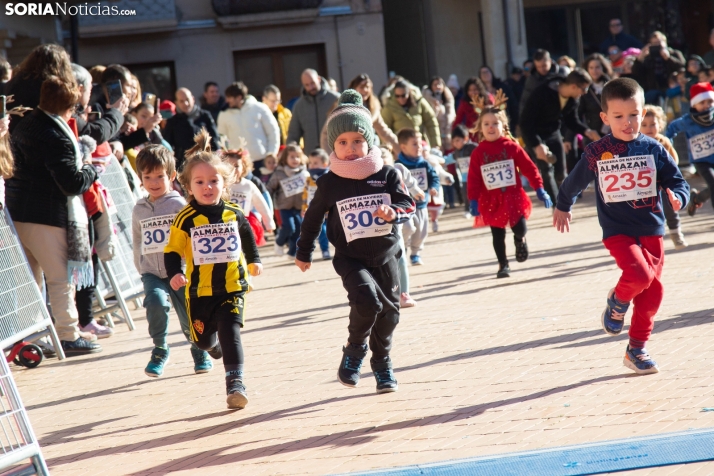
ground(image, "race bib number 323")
xmin=140 ymin=214 xmax=174 ymax=255
xmin=337 ymin=194 xmax=392 ymax=243
xmin=191 ymin=222 xmax=241 ymax=265
xmin=597 ymin=155 xmax=656 ymax=203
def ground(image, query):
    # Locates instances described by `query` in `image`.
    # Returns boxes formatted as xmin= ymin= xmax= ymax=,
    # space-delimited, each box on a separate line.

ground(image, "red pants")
xmin=603 ymin=235 xmax=664 ymax=348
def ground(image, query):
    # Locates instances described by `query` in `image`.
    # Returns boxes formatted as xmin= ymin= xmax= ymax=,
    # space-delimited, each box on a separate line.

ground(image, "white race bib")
xmin=140 ymin=214 xmax=174 ymax=255
xmin=457 ymin=157 xmax=470 ymax=175
xmin=337 ymin=194 xmax=392 ymax=243
xmin=689 ymin=130 xmax=714 ymax=160
xmin=306 ymin=185 xmax=317 ymax=207
xmin=230 ymin=189 xmax=251 ymax=212
xmin=280 ymin=175 xmax=306 ymax=197
xmin=412 ymin=168 xmax=428 ymax=191
xmin=191 ymin=222 xmax=241 ymax=265
xmin=597 ymin=155 xmax=657 ymax=203
xmin=481 ymin=160 xmax=517 ymax=190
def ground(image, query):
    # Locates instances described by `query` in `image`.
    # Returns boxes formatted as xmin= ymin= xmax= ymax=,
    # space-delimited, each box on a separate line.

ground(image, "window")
xmin=123 ymin=61 xmax=177 ymax=103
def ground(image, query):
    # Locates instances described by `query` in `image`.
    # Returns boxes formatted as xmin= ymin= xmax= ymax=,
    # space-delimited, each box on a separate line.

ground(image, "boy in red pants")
xmin=554 ymin=78 xmax=689 ymax=375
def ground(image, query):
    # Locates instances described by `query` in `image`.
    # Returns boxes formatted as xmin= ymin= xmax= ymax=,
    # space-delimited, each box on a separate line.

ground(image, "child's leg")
xmin=462 ymin=184 xmax=469 ymax=211
xmin=287 ymin=209 xmax=302 ymax=256
xmin=318 ymin=221 xmax=329 ymax=252
xmin=401 ymin=213 xmax=417 ymax=251
xmin=396 ymin=226 xmax=410 ymax=293
xmin=693 ymin=163 xmax=714 ymax=207
xmin=490 ymin=227 xmax=508 ymax=266
xmin=275 ymin=209 xmax=294 ymax=247
xmin=444 ymin=185 xmax=454 ymax=207
xmin=367 ymin=256 xmax=401 ymax=362
xmin=662 ymin=198 xmax=680 ymax=231
xmin=409 ymin=208 xmax=429 ymax=256
xmin=141 ymin=274 xmax=173 ymax=349
xmin=165 ymin=280 xmax=201 ymax=351
xmin=603 ymin=235 xmax=664 ymax=348
xmin=511 ymin=217 xmax=527 ymax=242
xmin=428 ymin=209 xmax=438 ymax=223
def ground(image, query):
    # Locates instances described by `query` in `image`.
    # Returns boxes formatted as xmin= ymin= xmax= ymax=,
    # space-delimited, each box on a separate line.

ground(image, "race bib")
xmin=337 ymin=194 xmax=392 ymax=243
xmin=280 ymin=175 xmax=306 ymax=198
xmin=597 ymin=155 xmax=657 ymax=203
xmin=306 ymin=185 xmax=317 ymax=207
xmin=230 ymin=189 xmax=251 ymax=212
xmin=412 ymin=168 xmax=428 ymax=191
xmin=191 ymin=222 xmax=241 ymax=265
xmin=689 ymin=130 xmax=714 ymax=160
xmin=140 ymin=214 xmax=174 ymax=255
xmin=481 ymin=160 xmax=517 ymax=190
xmin=457 ymin=157 xmax=470 ymax=175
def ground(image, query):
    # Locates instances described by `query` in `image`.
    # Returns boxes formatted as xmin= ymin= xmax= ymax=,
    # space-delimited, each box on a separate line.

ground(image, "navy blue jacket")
xmin=556 ymin=134 xmax=689 ymax=239
xmin=396 ymin=153 xmax=440 ymax=209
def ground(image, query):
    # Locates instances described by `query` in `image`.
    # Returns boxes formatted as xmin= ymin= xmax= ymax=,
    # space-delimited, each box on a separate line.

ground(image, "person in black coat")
xmin=479 ymin=65 xmax=518 ymax=129
xmin=163 ymin=87 xmax=219 ymax=170
xmin=632 ymin=31 xmax=685 ymax=105
xmin=518 ymin=49 xmax=567 ymax=116
xmin=520 ymin=70 xmax=600 ymax=202
xmin=71 ymin=63 xmax=127 ymax=144
xmin=599 ymin=18 xmax=643 ymax=54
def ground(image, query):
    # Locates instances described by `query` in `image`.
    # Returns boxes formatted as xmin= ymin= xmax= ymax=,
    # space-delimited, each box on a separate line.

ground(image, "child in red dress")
xmin=467 ymin=104 xmax=552 ymax=278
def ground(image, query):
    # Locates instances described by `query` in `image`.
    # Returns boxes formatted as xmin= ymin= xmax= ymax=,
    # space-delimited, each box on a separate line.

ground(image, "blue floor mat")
xmin=346 ymin=427 xmax=714 ymax=475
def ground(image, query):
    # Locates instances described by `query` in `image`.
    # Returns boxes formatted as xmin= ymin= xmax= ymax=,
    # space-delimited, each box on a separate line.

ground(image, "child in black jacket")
xmin=295 ymin=90 xmax=416 ymax=394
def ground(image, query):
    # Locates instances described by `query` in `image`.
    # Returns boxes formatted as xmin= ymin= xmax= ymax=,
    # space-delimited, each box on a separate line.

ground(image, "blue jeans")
xmin=443 ymin=185 xmax=455 ymax=207
xmin=318 ymin=221 xmax=329 ymax=252
xmin=276 ymin=209 xmax=302 ymax=256
xmin=141 ymin=273 xmax=196 ymax=349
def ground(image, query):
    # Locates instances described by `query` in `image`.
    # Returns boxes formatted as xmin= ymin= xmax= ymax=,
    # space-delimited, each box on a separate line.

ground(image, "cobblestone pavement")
xmin=11 ymin=185 xmax=714 ymax=475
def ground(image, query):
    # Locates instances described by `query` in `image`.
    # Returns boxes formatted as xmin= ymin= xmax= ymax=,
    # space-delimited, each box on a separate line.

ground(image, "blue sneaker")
xmin=410 ymin=255 xmax=423 ymax=266
xmin=602 ymin=288 xmax=628 ymax=336
xmin=337 ymin=343 xmax=368 ymax=387
xmin=191 ymin=347 xmax=213 ymax=374
xmin=372 ymin=358 xmax=398 ymax=394
xmin=145 ymin=347 xmax=169 ymax=377
xmin=624 ymin=345 xmax=659 ymax=375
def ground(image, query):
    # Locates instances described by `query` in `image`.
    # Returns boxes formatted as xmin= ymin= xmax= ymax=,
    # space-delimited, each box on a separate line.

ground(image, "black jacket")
xmin=199 ymin=96 xmax=228 ymax=123
xmin=519 ymin=63 xmax=565 ymax=116
xmin=296 ymin=165 xmax=416 ymax=267
xmin=520 ymin=77 xmax=589 ymax=148
xmin=6 ymin=109 xmax=97 ymax=228
xmin=632 ymin=48 xmax=685 ymax=92
xmin=5 ymin=76 xmax=43 ymax=135
xmin=74 ymin=105 xmax=124 ymax=144
xmin=578 ymin=81 xmax=608 ymax=135
xmin=162 ymin=106 xmax=219 ymax=169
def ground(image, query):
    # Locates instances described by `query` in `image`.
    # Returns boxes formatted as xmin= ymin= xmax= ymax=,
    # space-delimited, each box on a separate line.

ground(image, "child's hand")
xmin=170 ymin=273 xmax=188 ymax=291
xmin=414 ymin=190 xmax=426 ymax=201
xmin=469 ymin=200 xmax=480 ymax=217
xmin=295 ymin=258 xmax=311 ymax=272
xmin=553 ymin=209 xmax=572 ymax=233
xmin=536 ymin=188 xmax=553 ymax=209
xmin=429 ymin=188 xmax=438 ymax=197
xmin=265 ymin=220 xmax=276 ymax=232
xmin=666 ymin=188 xmax=682 ymax=212
xmin=248 ymin=263 xmax=263 ymax=276
xmin=373 ymin=204 xmax=396 ymax=222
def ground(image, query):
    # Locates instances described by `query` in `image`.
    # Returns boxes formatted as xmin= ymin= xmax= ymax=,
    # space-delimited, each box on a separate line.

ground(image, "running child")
xmin=267 ymin=144 xmax=309 ymax=259
xmin=165 ymin=129 xmax=262 ymax=409
xmin=445 ymin=124 xmax=477 ymax=215
xmin=467 ymin=100 xmax=552 ymax=278
xmin=132 ymin=144 xmax=213 ymax=377
xmin=295 ymin=90 xmax=416 ymax=393
xmin=423 ymin=145 xmax=453 ymax=233
xmin=396 ymin=128 xmax=440 ymax=265
xmin=554 ymin=78 xmax=689 ymax=374
xmin=303 ymin=148 xmax=332 ymax=260
xmin=641 ymin=105 xmax=687 ymax=249
xmin=666 ymin=82 xmax=714 ymax=216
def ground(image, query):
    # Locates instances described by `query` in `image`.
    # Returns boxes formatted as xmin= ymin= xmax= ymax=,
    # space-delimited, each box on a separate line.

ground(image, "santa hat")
xmin=159 ymin=100 xmax=176 ymax=119
xmin=690 ymin=82 xmax=714 ymax=107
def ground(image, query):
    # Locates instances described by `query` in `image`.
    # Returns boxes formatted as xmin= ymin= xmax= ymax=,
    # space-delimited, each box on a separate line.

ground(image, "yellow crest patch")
xmin=600 ymin=152 xmax=614 ymax=161
xmin=193 ymin=319 xmax=205 ymax=335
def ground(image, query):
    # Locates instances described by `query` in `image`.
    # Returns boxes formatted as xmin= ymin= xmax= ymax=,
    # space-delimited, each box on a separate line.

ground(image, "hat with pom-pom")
xmin=326 ymin=89 xmax=375 ymax=149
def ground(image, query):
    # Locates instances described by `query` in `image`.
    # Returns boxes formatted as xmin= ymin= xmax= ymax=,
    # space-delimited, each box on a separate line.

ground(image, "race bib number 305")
xmin=191 ymin=222 xmax=241 ymax=265
xmin=597 ymin=155 xmax=656 ymax=203
xmin=411 ymin=168 xmax=428 ymax=191
xmin=140 ymin=214 xmax=174 ymax=255
xmin=337 ymin=194 xmax=392 ymax=243
xmin=280 ymin=175 xmax=306 ymax=198
xmin=481 ymin=160 xmax=517 ymax=190
xmin=689 ymin=130 xmax=714 ymax=160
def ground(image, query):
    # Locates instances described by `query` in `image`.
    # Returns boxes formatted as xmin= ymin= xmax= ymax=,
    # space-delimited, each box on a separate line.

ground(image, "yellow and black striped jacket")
xmin=164 ymin=200 xmax=260 ymax=298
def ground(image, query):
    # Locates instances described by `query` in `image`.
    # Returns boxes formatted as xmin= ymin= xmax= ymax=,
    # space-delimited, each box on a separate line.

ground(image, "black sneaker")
xmin=61 ymin=337 xmax=102 ymax=356
xmin=208 ymin=342 xmax=222 ymax=360
xmin=225 ymin=371 xmax=248 ymax=409
xmin=515 ymin=238 xmax=529 ymax=262
xmin=372 ymin=358 xmax=398 ymax=394
xmin=497 ymin=264 xmax=511 ymax=278
xmin=688 ymin=188 xmax=699 ymax=217
xmin=337 ymin=343 xmax=368 ymax=387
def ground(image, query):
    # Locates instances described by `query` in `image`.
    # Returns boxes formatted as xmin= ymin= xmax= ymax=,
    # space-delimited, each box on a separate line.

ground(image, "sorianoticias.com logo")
xmin=5 ymin=2 xmax=137 ymax=16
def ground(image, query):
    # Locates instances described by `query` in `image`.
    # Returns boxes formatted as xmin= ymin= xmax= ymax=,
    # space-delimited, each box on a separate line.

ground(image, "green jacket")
xmin=381 ymin=89 xmax=441 ymax=148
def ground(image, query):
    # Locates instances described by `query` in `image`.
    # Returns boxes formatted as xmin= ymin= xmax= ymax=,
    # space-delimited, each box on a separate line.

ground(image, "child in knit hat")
xmin=295 ymin=90 xmax=416 ymax=394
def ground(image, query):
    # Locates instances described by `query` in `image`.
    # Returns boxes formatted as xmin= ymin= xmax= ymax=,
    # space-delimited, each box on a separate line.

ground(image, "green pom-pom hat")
xmin=326 ymin=89 xmax=376 ymax=150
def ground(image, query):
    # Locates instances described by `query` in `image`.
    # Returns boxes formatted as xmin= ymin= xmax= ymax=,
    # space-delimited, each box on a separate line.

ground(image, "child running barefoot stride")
xmin=164 ymin=129 xmax=263 ymax=409
xmin=554 ymin=78 xmax=689 ymax=375
xmin=467 ymin=97 xmax=552 ymax=278
xmin=295 ymin=90 xmax=416 ymax=393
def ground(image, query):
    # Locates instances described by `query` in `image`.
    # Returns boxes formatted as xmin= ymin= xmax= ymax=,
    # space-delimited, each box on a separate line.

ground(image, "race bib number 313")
xmin=481 ymin=160 xmax=516 ymax=190
xmin=140 ymin=214 xmax=174 ymax=255
xmin=191 ymin=222 xmax=241 ymax=265
xmin=597 ymin=155 xmax=656 ymax=203
xmin=337 ymin=194 xmax=392 ymax=243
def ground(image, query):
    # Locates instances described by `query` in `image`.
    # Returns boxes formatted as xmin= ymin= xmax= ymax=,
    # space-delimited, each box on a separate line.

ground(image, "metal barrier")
xmin=0 ymin=208 xmax=64 ymax=361
xmin=95 ymin=156 xmax=143 ymax=331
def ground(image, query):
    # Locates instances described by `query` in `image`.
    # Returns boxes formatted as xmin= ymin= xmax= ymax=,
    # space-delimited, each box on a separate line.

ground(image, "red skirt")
xmin=247 ymin=213 xmax=266 ymax=247
xmin=478 ymin=188 xmax=532 ymax=229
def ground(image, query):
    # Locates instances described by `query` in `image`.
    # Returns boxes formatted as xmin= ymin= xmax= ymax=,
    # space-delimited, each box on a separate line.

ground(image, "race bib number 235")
xmin=597 ymin=155 xmax=656 ymax=203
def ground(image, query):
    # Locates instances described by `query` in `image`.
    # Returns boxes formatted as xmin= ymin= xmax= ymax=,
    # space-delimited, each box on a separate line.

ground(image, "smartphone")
xmin=649 ymin=45 xmax=662 ymax=57
xmin=155 ymin=95 xmax=161 ymax=115
xmin=0 ymin=96 xmax=5 ymax=119
xmin=144 ymin=93 xmax=156 ymax=107
xmin=104 ymin=80 xmax=123 ymax=105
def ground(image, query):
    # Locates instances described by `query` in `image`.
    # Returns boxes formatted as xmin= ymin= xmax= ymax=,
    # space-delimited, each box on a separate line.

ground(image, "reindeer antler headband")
xmin=471 ymin=89 xmax=509 ymax=114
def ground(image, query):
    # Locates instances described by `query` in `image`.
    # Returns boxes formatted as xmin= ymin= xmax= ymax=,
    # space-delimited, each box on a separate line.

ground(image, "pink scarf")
xmin=329 ymin=147 xmax=384 ymax=180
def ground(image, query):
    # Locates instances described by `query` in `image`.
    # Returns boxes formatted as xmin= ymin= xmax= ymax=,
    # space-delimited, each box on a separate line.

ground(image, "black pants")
xmin=526 ymin=132 xmax=565 ymax=201
xmin=332 ymin=253 xmax=400 ymax=360
xmin=490 ymin=217 xmax=527 ymax=266
xmin=693 ymin=162 xmax=714 ymax=209
xmin=75 ymin=249 xmax=100 ymax=327
xmin=188 ymin=293 xmax=245 ymax=371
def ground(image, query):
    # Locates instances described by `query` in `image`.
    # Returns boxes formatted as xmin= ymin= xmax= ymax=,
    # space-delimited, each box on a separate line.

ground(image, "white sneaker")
xmin=400 ymin=292 xmax=417 ymax=308
xmin=670 ymin=228 xmax=688 ymax=250
xmin=80 ymin=321 xmax=114 ymax=339
xmin=286 ymin=254 xmax=296 ymax=261
xmin=432 ymin=221 xmax=439 ymax=233
xmin=273 ymin=243 xmax=284 ymax=257
xmin=464 ymin=212 xmax=472 ymax=219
